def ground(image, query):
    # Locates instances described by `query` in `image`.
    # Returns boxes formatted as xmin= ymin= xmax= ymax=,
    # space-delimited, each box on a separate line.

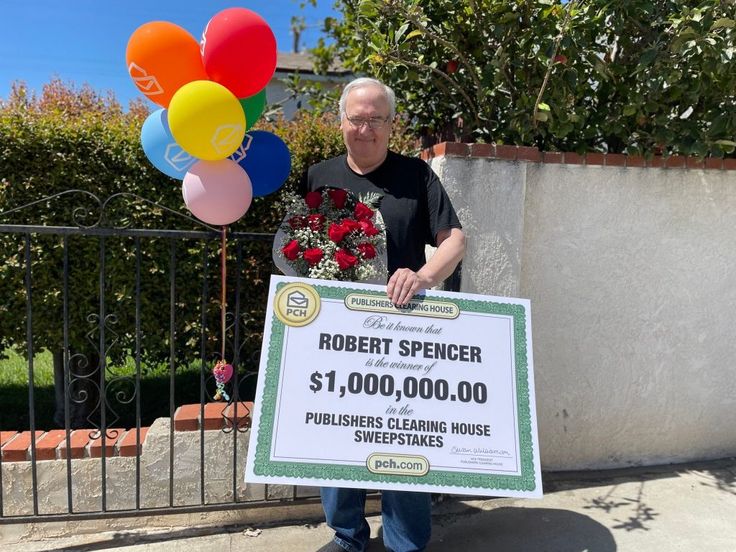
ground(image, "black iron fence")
xmin=0 ymin=190 xmax=461 ymax=524
xmin=0 ymin=191 xmax=323 ymax=524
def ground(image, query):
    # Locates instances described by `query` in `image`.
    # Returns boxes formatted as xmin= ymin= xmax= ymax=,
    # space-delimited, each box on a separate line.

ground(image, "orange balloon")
xmin=126 ymin=21 xmax=209 ymax=108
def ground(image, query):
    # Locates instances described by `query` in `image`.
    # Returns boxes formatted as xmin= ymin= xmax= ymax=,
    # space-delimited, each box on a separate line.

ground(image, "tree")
xmin=311 ymin=0 xmax=736 ymax=156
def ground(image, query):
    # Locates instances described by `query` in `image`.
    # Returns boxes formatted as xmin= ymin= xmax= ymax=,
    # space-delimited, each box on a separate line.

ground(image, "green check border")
xmin=253 ymin=283 xmax=537 ymax=493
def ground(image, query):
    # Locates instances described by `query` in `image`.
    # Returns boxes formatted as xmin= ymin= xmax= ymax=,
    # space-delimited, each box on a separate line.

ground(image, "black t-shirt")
xmin=300 ymin=151 xmax=461 ymax=274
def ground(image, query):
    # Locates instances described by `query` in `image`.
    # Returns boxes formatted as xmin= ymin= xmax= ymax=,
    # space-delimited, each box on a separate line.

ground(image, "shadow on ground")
xmin=372 ymin=504 xmax=616 ymax=552
xmin=31 ymin=458 xmax=736 ymax=552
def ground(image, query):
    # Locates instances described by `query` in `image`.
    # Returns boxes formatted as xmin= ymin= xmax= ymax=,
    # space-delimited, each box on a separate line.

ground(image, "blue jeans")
xmin=321 ymin=487 xmax=431 ymax=552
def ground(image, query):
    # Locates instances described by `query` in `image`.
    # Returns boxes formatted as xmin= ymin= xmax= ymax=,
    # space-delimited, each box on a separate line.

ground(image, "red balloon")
xmin=201 ymin=8 xmax=277 ymax=99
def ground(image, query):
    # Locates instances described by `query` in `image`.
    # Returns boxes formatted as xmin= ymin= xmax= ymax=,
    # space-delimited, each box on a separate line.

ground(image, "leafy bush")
xmin=312 ymin=0 xmax=736 ymax=157
xmin=0 ymin=79 xmax=415 ymax=377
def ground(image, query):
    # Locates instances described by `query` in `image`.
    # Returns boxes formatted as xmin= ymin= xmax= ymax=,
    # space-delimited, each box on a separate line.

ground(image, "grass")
xmin=0 ymin=349 xmax=256 ymax=431
xmin=0 ymin=349 xmax=55 ymax=386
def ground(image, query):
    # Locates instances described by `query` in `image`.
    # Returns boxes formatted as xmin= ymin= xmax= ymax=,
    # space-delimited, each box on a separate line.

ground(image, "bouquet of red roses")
xmin=273 ymin=187 xmax=387 ymax=282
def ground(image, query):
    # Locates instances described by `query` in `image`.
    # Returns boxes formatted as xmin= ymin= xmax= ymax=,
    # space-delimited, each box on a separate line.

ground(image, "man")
xmin=302 ymin=77 xmax=465 ymax=552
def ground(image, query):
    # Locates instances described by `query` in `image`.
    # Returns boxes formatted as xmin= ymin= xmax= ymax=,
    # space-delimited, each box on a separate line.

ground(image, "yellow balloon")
xmin=168 ymin=80 xmax=246 ymax=160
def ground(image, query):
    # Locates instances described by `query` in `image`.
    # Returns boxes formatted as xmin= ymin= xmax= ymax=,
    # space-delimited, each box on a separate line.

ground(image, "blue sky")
xmin=0 ymin=0 xmax=338 ymax=107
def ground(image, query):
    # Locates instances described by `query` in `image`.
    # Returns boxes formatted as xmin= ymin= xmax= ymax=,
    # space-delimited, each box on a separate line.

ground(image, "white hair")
xmin=339 ymin=77 xmax=396 ymax=120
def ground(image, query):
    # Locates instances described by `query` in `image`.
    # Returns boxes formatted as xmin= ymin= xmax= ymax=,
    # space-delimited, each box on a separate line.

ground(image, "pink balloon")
xmin=182 ymin=160 xmax=253 ymax=225
xmin=201 ymin=7 xmax=277 ymax=98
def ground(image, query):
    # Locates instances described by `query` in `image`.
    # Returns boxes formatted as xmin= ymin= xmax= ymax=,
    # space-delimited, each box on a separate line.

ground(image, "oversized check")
xmin=245 ymin=275 xmax=542 ymax=498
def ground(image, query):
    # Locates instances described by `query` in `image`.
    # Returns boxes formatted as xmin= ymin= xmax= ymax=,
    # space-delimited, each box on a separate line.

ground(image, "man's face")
xmin=340 ymin=85 xmax=392 ymax=169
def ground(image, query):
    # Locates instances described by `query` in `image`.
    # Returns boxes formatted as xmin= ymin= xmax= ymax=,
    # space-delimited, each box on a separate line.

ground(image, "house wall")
xmin=267 ymin=72 xmax=348 ymax=120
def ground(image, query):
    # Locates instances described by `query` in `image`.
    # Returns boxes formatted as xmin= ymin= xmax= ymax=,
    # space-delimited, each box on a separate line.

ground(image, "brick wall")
xmin=421 ymin=142 xmax=736 ymax=170
xmin=0 ymin=402 xmax=252 ymax=463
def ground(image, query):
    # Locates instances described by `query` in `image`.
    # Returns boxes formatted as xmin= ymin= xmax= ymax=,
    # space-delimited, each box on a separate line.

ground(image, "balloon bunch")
xmin=127 ymin=9 xmax=291 ymax=399
xmin=127 ymin=7 xmax=291 ymax=226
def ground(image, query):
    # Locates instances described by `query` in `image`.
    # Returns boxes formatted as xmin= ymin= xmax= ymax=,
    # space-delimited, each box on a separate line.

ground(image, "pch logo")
xmin=128 ymin=62 xmax=164 ymax=97
xmin=274 ymin=283 xmax=320 ymax=327
xmin=285 ymin=291 xmax=309 ymax=318
xmin=164 ymin=144 xmax=197 ymax=173
xmin=200 ymin=21 xmax=210 ymax=57
xmin=211 ymin=124 xmax=244 ymax=155
xmin=228 ymin=133 xmax=254 ymax=164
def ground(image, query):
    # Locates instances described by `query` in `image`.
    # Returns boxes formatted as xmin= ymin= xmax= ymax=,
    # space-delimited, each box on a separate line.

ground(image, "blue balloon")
xmin=140 ymin=109 xmax=197 ymax=180
xmin=228 ymin=130 xmax=291 ymax=197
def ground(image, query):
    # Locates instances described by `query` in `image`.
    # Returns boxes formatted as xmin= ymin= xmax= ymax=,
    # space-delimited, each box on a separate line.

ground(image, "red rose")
xmin=328 ymin=188 xmax=348 ymax=209
xmin=303 ymin=247 xmax=324 ymax=266
xmin=335 ymin=248 xmax=358 ymax=270
xmin=328 ymin=222 xmax=349 ymax=243
xmin=307 ymin=214 xmax=325 ymax=231
xmin=356 ymin=243 xmax=376 ymax=259
xmin=359 ymin=220 xmax=380 ymax=237
xmin=354 ymin=202 xmax=374 ymax=221
xmin=281 ymin=239 xmax=301 ymax=261
xmin=288 ymin=215 xmax=306 ymax=229
xmin=341 ymin=218 xmax=360 ymax=233
xmin=305 ymin=191 xmax=323 ymax=209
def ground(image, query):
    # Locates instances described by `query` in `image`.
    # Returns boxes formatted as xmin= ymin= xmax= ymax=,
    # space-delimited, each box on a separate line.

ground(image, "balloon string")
xmin=220 ymin=226 xmax=227 ymax=361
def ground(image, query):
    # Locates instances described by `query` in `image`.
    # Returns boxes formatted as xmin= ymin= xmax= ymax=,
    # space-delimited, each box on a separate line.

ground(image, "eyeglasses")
xmin=345 ymin=115 xmax=392 ymax=130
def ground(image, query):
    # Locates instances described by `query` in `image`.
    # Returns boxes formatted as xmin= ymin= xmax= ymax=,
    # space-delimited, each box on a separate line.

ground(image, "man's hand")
xmin=387 ymin=268 xmax=431 ymax=306
xmin=387 ymin=227 xmax=465 ymax=306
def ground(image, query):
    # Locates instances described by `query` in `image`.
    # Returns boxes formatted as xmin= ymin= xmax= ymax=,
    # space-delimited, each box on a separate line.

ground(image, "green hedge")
xmin=0 ymin=80 xmax=413 ymax=381
xmin=0 ymin=82 xmax=344 ymax=373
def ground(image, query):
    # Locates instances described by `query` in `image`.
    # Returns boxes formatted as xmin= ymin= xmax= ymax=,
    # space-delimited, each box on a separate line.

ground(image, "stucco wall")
xmin=430 ymin=152 xmax=736 ymax=470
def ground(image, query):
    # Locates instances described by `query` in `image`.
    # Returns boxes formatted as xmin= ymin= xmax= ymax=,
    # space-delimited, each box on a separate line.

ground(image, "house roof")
xmin=275 ymin=52 xmax=351 ymax=76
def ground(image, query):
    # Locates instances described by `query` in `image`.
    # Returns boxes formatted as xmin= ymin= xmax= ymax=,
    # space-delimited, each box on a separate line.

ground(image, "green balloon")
xmin=240 ymin=89 xmax=267 ymax=131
